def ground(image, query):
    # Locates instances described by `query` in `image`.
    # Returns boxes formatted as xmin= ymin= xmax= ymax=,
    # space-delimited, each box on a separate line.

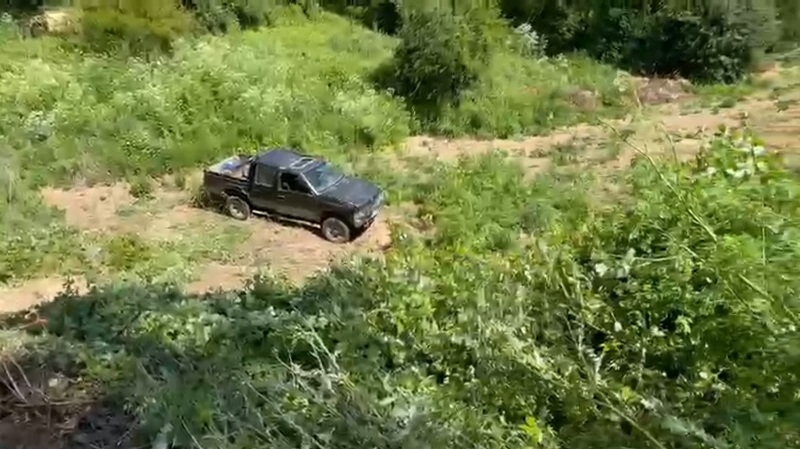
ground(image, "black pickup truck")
xmin=202 ymin=148 xmax=384 ymax=243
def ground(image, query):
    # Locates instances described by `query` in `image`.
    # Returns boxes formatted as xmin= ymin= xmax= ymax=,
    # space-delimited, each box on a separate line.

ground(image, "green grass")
xmin=0 ymin=15 xmax=408 ymax=186
xmin=425 ymin=53 xmax=633 ymax=138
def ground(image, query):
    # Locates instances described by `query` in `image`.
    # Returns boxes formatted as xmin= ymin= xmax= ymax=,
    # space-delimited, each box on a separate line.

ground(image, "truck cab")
xmin=203 ymin=148 xmax=384 ymax=243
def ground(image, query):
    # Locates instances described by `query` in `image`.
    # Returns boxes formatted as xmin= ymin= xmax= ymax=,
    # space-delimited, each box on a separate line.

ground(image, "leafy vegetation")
xmin=2 ymin=0 xmax=800 ymax=448
xmin=76 ymin=0 xmax=197 ymax=56
xmin=498 ymin=0 xmax=796 ymax=83
xmin=4 ymin=128 xmax=800 ymax=449
xmin=381 ymin=9 xmax=495 ymax=113
xmin=0 ymin=10 xmax=632 ymax=282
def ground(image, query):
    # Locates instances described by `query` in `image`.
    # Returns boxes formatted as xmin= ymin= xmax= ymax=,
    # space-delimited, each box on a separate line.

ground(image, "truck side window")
xmin=254 ymin=165 xmax=275 ymax=186
xmin=280 ymin=172 xmax=311 ymax=195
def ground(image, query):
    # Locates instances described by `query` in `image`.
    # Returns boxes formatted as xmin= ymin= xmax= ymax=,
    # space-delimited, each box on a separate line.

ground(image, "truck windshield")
xmin=302 ymin=162 xmax=344 ymax=193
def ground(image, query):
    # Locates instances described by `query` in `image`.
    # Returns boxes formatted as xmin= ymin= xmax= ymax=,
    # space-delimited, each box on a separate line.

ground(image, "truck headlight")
xmin=354 ymin=208 xmax=369 ymax=225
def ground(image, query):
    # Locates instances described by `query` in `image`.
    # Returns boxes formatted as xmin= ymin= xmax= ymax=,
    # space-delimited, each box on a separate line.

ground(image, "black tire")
xmin=225 ymin=196 xmax=250 ymax=221
xmin=321 ymin=216 xmax=352 ymax=243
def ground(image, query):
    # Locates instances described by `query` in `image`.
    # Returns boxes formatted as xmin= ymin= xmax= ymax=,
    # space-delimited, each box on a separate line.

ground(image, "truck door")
xmin=273 ymin=172 xmax=321 ymax=222
xmin=249 ymin=164 xmax=279 ymax=211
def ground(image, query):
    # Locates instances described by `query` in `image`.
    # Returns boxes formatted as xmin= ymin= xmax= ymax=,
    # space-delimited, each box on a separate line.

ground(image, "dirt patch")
xmin=184 ymin=263 xmax=258 ymax=293
xmin=25 ymin=181 xmax=398 ymax=314
xmin=40 ymin=184 xmax=135 ymax=233
xmin=238 ymin=214 xmax=392 ymax=283
xmin=0 ymin=277 xmax=86 ymax=315
xmin=40 ymin=183 xmax=211 ymax=239
xmin=403 ymin=91 xmax=800 ymax=174
xmin=633 ymin=77 xmax=692 ymax=105
xmin=182 ymin=218 xmax=393 ymax=290
xmin=404 ymin=122 xmax=609 ymax=163
xmin=0 ymin=215 xmax=392 ymax=312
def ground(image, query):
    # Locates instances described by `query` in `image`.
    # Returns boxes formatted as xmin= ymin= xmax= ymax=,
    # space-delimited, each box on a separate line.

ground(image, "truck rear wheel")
xmin=225 ymin=196 xmax=250 ymax=221
xmin=321 ymin=217 xmax=351 ymax=243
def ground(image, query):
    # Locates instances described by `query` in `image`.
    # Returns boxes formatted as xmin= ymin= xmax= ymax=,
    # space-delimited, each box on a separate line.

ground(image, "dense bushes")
xmin=183 ymin=0 xmax=320 ymax=32
xmin=575 ymin=8 xmax=755 ymax=83
xmin=498 ymin=0 xmax=788 ymax=83
xmin=6 ymin=0 xmax=792 ymax=83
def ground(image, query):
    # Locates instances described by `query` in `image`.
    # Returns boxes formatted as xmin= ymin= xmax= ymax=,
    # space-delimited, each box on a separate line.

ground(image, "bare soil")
xmin=0 ymin=182 xmax=394 ymax=314
xmin=403 ymin=95 xmax=800 ymax=174
xmin=0 ymin=278 xmax=90 ymax=315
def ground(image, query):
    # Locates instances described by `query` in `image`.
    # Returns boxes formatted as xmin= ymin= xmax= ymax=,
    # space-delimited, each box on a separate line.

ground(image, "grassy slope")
xmin=0 ymin=13 xmax=629 ymax=284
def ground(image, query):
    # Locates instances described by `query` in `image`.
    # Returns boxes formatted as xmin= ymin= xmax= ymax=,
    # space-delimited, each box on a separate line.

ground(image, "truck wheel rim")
xmin=326 ymin=220 xmax=347 ymax=240
xmin=230 ymin=202 xmax=245 ymax=218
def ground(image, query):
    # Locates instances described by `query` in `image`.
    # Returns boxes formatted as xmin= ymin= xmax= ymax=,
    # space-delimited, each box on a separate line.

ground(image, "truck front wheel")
xmin=321 ymin=217 xmax=352 ymax=243
xmin=225 ymin=196 xmax=250 ymax=221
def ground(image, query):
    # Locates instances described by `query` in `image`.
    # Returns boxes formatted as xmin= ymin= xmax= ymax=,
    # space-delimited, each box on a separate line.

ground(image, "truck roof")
xmin=255 ymin=148 xmax=318 ymax=172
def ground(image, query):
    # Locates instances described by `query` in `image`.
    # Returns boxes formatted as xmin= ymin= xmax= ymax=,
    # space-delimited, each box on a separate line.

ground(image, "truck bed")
xmin=203 ymin=155 xmax=252 ymax=196
xmin=206 ymin=155 xmax=253 ymax=179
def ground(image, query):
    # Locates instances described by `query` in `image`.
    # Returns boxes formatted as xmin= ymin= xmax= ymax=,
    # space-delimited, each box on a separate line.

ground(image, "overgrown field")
xmin=0 ymin=12 xmax=633 ymax=284
xmin=3 ymin=3 xmax=800 ymax=449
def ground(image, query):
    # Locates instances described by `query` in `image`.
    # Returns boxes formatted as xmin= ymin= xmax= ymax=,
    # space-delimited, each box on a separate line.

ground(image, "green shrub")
xmin=424 ymin=53 xmax=631 ymax=138
xmin=374 ymin=6 xmax=627 ymax=137
xmin=505 ymin=1 xmax=770 ymax=84
xmin=637 ymin=10 xmax=754 ymax=84
xmin=500 ymin=0 xmax=584 ymax=54
xmin=103 ymin=234 xmax=154 ymax=271
xmin=181 ymin=0 xmax=240 ymax=33
xmin=777 ymin=0 xmax=800 ymax=42
xmin=0 ymin=12 xmax=21 ymax=41
xmin=183 ymin=0 xmax=316 ymax=31
xmin=384 ymin=9 xmax=494 ymax=112
xmin=729 ymin=1 xmax=781 ymax=56
xmin=129 ymin=176 xmax=154 ymax=199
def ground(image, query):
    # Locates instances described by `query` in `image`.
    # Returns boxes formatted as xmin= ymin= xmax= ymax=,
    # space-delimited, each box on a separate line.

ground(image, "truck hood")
xmin=321 ymin=176 xmax=381 ymax=207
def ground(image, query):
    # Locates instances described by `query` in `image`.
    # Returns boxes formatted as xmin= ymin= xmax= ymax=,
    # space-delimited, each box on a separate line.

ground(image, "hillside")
xmin=0 ymin=12 xmax=632 ymax=287
xmin=2 ymin=4 xmax=800 ymax=449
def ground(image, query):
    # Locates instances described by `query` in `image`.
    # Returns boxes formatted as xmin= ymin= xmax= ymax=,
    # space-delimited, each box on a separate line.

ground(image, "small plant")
xmin=102 ymin=234 xmax=153 ymax=271
xmin=172 ymin=172 xmax=187 ymax=189
xmin=129 ymin=177 xmax=154 ymax=199
xmin=0 ymin=13 xmax=19 ymax=41
xmin=514 ymin=23 xmax=547 ymax=59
